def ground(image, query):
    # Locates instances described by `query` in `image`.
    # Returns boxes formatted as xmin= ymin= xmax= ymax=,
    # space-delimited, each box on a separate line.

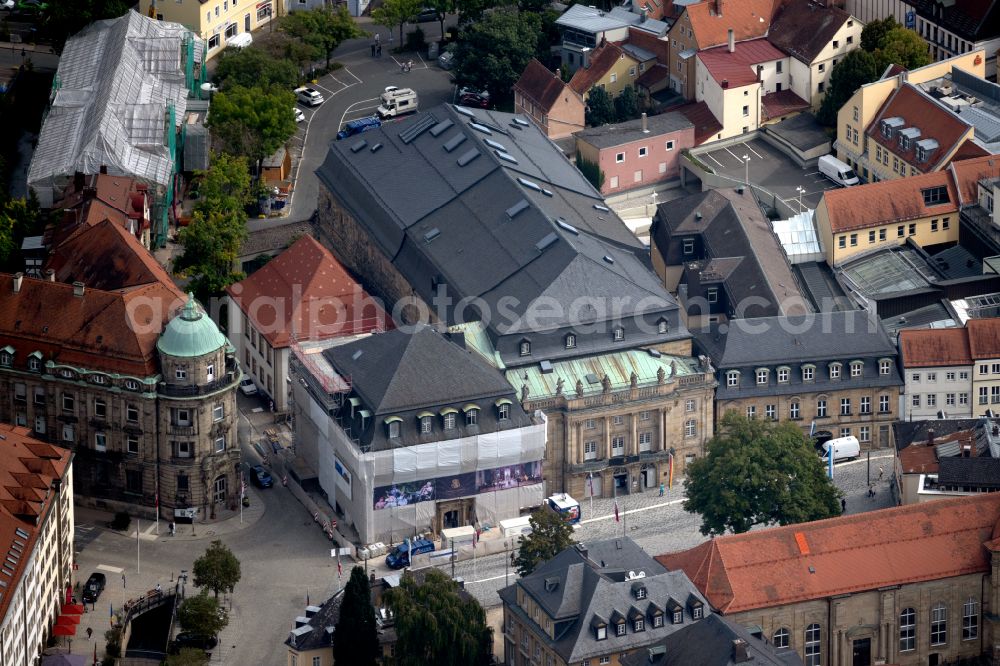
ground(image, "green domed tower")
xmin=157 ymin=294 xmax=241 ymax=521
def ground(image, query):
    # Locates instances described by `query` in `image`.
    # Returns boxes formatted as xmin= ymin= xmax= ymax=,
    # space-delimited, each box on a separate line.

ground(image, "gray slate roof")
xmin=938 ymin=456 xmax=1000 ymax=488
xmin=501 ymin=538 xmax=705 ymax=664
xmin=317 ymin=104 xmax=684 ymax=365
xmin=325 ymin=325 xmax=516 ymax=415
xmin=575 ymin=112 xmax=693 ymax=150
xmin=620 ymin=614 xmax=804 ymax=666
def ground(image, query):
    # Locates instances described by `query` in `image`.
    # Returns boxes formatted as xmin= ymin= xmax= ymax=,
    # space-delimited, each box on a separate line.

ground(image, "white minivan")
xmin=818 ymin=155 xmax=860 ymax=187
xmin=820 ymin=435 xmax=861 ymax=463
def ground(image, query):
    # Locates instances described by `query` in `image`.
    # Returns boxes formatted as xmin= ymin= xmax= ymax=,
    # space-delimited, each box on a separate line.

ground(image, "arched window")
xmin=930 ymin=603 xmax=947 ymax=645
xmin=772 ymin=627 xmax=789 ymax=649
xmin=726 ymin=371 xmax=740 ymax=387
xmin=804 ymin=624 xmax=820 ymax=666
xmin=899 ymin=607 xmax=915 ymax=651
xmin=519 ymin=340 xmax=531 ymax=356
xmin=962 ymin=598 xmax=978 ymax=640
xmin=565 ymin=333 xmax=577 ymax=349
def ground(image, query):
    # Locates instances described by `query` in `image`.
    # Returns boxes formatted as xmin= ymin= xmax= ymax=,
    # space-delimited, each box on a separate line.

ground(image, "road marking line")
xmin=706 ymin=152 xmax=725 ymax=168
xmin=312 ymin=82 xmax=338 ymax=96
xmin=746 ymin=142 xmax=764 ymax=159
xmin=465 ymin=573 xmax=510 ymax=585
xmin=338 ymin=97 xmax=380 ymax=132
xmin=578 ymin=498 xmax=685 ymax=525
xmin=327 ymin=73 xmax=346 ymax=87
xmin=723 ymin=146 xmax=741 ymax=161
xmin=344 ymin=67 xmax=362 ymax=85
xmin=97 ymin=564 xmax=124 ymax=574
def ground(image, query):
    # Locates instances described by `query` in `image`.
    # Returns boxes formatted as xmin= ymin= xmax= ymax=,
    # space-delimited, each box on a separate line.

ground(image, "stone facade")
xmin=523 ymin=367 xmax=717 ymax=499
xmin=727 ymin=572 xmax=988 ymax=666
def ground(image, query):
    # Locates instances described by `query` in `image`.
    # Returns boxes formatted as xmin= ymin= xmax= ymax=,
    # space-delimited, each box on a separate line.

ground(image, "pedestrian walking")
xmin=658 ymin=483 xmax=665 ymax=497
xmin=878 ymin=465 xmax=885 ymax=481
xmin=376 ymin=43 xmax=382 ymax=57
xmin=375 ymin=32 xmax=380 ymax=45
xmin=371 ymin=42 xmax=376 ymax=57
xmin=169 ymin=521 xmax=175 ymax=537
xmin=86 ymin=627 xmax=93 ymax=640
xmin=841 ymin=498 xmax=846 ymax=513
xmin=155 ymin=583 xmax=161 ymax=593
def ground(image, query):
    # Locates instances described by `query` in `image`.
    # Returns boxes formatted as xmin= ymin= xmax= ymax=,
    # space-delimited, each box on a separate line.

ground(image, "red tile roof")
xmin=865 ymin=84 xmax=972 ymax=173
xmin=627 ymin=26 xmax=671 ymax=64
xmin=686 ymin=0 xmax=777 ymax=48
xmin=52 ymin=174 xmax=149 ymax=246
xmin=698 ymin=38 xmax=787 ymax=87
xmin=0 ymin=424 xmax=71 ymax=623
xmin=226 ymin=235 xmax=391 ymax=348
xmin=899 ymin=328 xmax=972 ymax=367
xmin=0 ymin=273 xmax=185 ymax=377
xmin=821 ymin=170 xmax=959 ymax=233
xmin=761 ymin=89 xmax=809 ymax=120
xmin=514 ymin=59 xmax=578 ymax=113
xmin=45 ymin=219 xmax=180 ymax=293
xmin=767 ymin=0 xmax=852 ymax=63
xmin=898 ymin=440 xmax=943 ymax=475
xmin=967 ymin=318 xmax=1000 ymax=360
xmin=677 ymin=101 xmax=723 ymax=145
xmin=657 ymin=492 xmax=1000 ymax=613
xmin=569 ymin=42 xmax=635 ymax=95
xmin=949 ymin=154 xmax=1000 ymax=205
xmin=946 ymin=139 xmax=989 ymax=164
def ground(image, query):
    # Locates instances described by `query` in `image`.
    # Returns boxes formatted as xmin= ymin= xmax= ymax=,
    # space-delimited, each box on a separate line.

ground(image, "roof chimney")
xmin=962 ymin=444 xmax=972 ymax=458
xmin=727 ymin=28 xmax=734 ymax=52
xmin=45 ymin=269 xmax=55 ymax=282
xmin=73 ymin=171 xmax=85 ymax=193
xmin=927 ymin=429 xmax=935 ymax=446
xmin=12 ymin=272 xmax=23 ymax=294
xmin=99 ymin=165 xmax=108 ymax=175
xmin=732 ymin=639 xmax=751 ymax=663
xmin=641 ymin=112 xmax=649 ymax=133
xmin=72 ymin=281 xmax=85 ymax=297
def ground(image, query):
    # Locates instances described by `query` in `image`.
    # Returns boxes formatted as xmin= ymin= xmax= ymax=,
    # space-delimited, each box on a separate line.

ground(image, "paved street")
xmin=249 ymin=19 xmax=458 ymax=231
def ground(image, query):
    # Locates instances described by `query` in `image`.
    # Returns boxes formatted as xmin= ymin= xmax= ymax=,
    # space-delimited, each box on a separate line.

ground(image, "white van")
xmin=817 ymin=155 xmax=860 ymax=187
xmin=820 ymin=435 xmax=861 ymax=463
xmin=377 ymin=87 xmax=418 ymax=119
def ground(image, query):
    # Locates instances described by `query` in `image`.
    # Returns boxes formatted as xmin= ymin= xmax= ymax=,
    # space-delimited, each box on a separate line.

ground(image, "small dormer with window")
xmin=0 ymin=345 xmax=13 ymax=367
xmin=441 ymin=408 xmax=458 ymax=430
xmin=881 ymin=116 xmax=903 ymax=139
xmin=801 ymin=364 xmax=815 ymax=382
xmin=496 ymin=399 xmax=512 ymax=420
xmin=657 ymin=318 xmax=669 ymax=334
xmin=519 ymin=339 xmax=531 ymax=356
xmin=591 ymin=615 xmax=608 ymax=641
xmin=755 ymin=368 xmax=769 ymax=385
xmin=610 ymin=610 xmax=627 ymax=636
xmin=687 ymin=594 xmax=704 ymax=620
xmin=463 ymin=404 xmax=480 ymax=427
xmin=726 ymin=370 xmax=740 ymax=388
xmin=564 ymin=333 xmax=577 ymax=349
xmin=667 ymin=597 xmax=683 ymax=624
xmin=385 ymin=416 xmax=402 ymax=439
xmin=418 ymin=412 xmax=434 ymax=435
xmin=776 ymin=366 xmax=790 ymax=384
xmin=647 ymin=602 xmax=664 ymax=628
xmin=629 ymin=606 xmax=645 ymax=632
xmin=849 ymin=360 xmax=864 ymax=378
xmin=829 ymin=362 xmax=842 ymax=380
xmin=632 ymin=582 xmax=646 ymax=600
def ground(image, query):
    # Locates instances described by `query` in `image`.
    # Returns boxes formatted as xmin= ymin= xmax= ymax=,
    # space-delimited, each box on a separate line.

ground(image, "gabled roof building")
xmin=513 ymin=58 xmax=585 ymax=140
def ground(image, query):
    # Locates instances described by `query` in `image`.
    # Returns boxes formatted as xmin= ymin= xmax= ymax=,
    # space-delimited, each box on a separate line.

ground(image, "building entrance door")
xmin=851 ymin=637 xmax=871 ymax=666
xmin=443 ymin=510 xmax=459 ymax=529
xmin=244 ymin=13 xmax=251 ymax=31
xmin=213 ymin=476 xmax=227 ymax=504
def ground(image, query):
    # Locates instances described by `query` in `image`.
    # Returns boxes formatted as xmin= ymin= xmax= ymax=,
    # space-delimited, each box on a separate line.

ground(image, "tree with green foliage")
xmin=874 ymin=26 xmax=931 ymax=72
xmin=192 ymin=540 xmax=243 ymax=599
xmin=585 ymin=86 xmax=616 ymax=127
xmin=207 ymin=85 xmax=297 ymax=166
xmin=384 ymin=569 xmax=492 ymax=666
xmin=177 ymin=591 xmax=228 ymax=637
xmin=175 ymin=209 xmax=246 ymax=301
xmin=576 ymin=154 xmax=606 ymax=191
xmin=614 ymin=85 xmax=641 ymax=121
xmin=279 ymin=6 xmax=362 ymax=69
xmin=683 ymin=412 xmax=842 ymax=536
xmin=454 ymin=0 xmax=498 ymax=24
xmin=513 ymin=506 xmax=576 ymax=577
xmin=213 ymin=47 xmax=300 ymax=91
xmin=334 ymin=566 xmax=379 ymax=666
xmin=194 ymin=153 xmax=254 ymax=215
xmin=425 ymin=0 xmax=452 ymax=40
xmin=372 ymin=0 xmax=423 ymax=46
xmin=454 ymin=10 xmax=540 ymax=100
xmin=164 ymin=648 xmax=209 ymax=666
xmin=816 ymin=49 xmax=879 ymax=125
xmin=860 ymin=16 xmax=897 ymax=52
xmin=0 ymin=192 xmax=44 ymax=273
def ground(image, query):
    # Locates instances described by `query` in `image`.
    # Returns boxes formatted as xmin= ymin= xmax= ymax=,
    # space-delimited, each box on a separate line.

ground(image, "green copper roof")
xmin=157 ymin=293 xmax=228 ymax=358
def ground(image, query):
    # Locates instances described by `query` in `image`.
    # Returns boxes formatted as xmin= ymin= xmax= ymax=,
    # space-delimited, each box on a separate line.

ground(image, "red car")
xmin=458 ymin=87 xmax=490 ymax=109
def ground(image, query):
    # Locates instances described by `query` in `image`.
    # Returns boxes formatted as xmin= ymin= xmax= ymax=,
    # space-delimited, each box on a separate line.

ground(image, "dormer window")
xmin=673 ymin=611 xmax=683 ymax=624
xmin=60 ymin=369 xmax=73 ymax=379
xmin=879 ymin=359 xmax=892 ymax=375
xmin=124 ymin=379 xmax=139 ymax=391
xmin=28 ymin=353 xmax=41 ymax=372
xmin=420 ymin=415 xmax=433 ymax=434
xmin=777 ymin=367 xmax=790 ymax=383
xmin=850 ymin=361 xmax=863 ymax=378
xmin=497 ymin=400 xmax=512 ymax=420
xmin=519 ymin=340 xmax=531 ymax=356
xmin=92 ymin=374 xmax=106 ymax=385
xmin=829 ymin=362 xmax=842 ymax=380
xmin=802 ymin=365 xmax=815 ymax=382
xmin=693 ymin=607 xmax=703 ymax=619
xmin=465 ymin=407 xmax=479 ymax=426
xmin=881 ymin=120 xmax=893 ymax=138
xmin=0 ymin=347 xmax=12 ymax=366
xmin=899 ymin=134 xmax=909 ymax=150
xmin=443 ymin=411 xmax=457 ymax=430
xmin=687 ymin=595 xmax=704 ymax=620
xmin=613 ymin=327 xmax=625 ymax=341
xmin=634 ymin=618 xmax=644 ymax=632
xmin=657 ymin=319 xmax=668 ymax=334
xmin=596 ymin=626 xmax=607 ymax=641
xmin=726 ymin=371 xmax=740 ymax=387
xmin=385 ymin=417 xmax=402 ymax=439
xmin=635 ymin=586 xmax=646 ymax=600
xmin=653 ymin=614 xmax=663 ymax=628
xmin=565 ymin=333 xmax=577 ymax=349
xmin=756 ymin=368 xmax=769 ymax=385
xmin=616 ymin=621 xmax=626 ymax=636
xmin=916 ymin=146 xmax=927 ymax=162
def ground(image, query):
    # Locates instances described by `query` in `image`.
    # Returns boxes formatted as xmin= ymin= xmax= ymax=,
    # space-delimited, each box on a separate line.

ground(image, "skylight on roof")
xmin=14 ymin=529 xmax=27 ymax=540
xmin=484 ymin=138 xmax=506 ymax=151
xmin=557 ymin=219 xmax=579 ymax=235
xmin=350 ymin=139 xmax=367 ymax=153
xmin=424 ymin=228 xmax=441 ymax=243
xmin=457 ymin=148 xmax=481 ymax=166
xmin=593 ymin=204 xmax=610 ymax=212
xmin=443 ymin=133 xmax=467 ymax=153
xmin=506 ymin=199 xmax=530 ymax=219
xmin=542 ymin=189 xmax=553 ymax=197
xmin=536 ymin=233 xmax=558 ymax=252
xmin=453 ymin=105 xmax=476 ymax=118
xmin=370 ymin=143 xmax=383 ymax=153
xmin=469 ymin=122 xmax=493 ymax=135
xmin=495 ymin=151 xmax=518 ymax=164
xmin=512 ymin=117 xmax=530 ymax=127
xmin=518 ymin=177 xmax=542 ymax=192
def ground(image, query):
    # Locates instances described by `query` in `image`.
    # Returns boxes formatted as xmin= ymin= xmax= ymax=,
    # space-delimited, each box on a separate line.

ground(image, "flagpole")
xmin=136 ymin=518 xmax=140 ymax=575
xmin=587 ymin=472 xmax=594 ymax=519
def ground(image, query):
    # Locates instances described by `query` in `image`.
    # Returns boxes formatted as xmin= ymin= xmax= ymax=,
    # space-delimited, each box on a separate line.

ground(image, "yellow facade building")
xmin=568 ymin=41 xmax=642 ymax=100
xmin=139 ymin=0 xmax=276 ymax=59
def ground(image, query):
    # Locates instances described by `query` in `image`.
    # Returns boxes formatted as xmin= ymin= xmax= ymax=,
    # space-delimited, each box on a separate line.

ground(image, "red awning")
xmin=52 ymin=624 xmax=76 ymax=636
xmin=62 ymin=603 xmax=85 ymax=615
xmin=56 ymin=615 xmax=81 ymax=625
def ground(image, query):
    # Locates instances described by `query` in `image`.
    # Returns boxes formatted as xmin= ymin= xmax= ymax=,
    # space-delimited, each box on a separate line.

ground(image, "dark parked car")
xmin=82 ymin=572 xmax=106 ymax=604
xmin=458 ymin=87 xmax=490 ymax=109
xmin=415 ymin=7 xmax=438 ymax=22
xmin=248 ymin=464 xmax=273 ymax=488
xmin=170 ymin=632 xmax=218 ymax=654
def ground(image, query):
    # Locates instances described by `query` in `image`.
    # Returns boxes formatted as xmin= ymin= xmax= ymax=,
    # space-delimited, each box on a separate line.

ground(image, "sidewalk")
xmin=74 ymin=485 xmax=267 ymax=544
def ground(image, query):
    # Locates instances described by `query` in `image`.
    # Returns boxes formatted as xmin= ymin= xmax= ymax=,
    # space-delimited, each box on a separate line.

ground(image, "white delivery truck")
xmin=817 ymin=155 xmax=860 ymax=187
xmin=377 ymin=87 xmax=419 ymax=118
xmin=820 ymin=435 xmax=861 ymax=463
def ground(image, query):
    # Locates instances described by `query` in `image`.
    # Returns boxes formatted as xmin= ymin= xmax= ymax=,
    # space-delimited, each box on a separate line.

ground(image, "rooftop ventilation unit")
xmin=506 ymin=199 xmax=530 ymax=219
xmin=443 ymin=133 xmax=467 ymax=153
xmin=557 ymin=219 xmax=579 ymax=235
xmin=536 ymin=233 xmax=559 ymax=252
xmin=370 ymin=143 xmax=383 ymax=153
xmin=430 ymin=119 xmax=455 ymax=137
xmin=593 ymin=204 xmax=610 ymax=212
xmin=423 ymin=228 xmax=441 ymax=243
xmin=457 ymin=148 xmax=481 ymax=167
xmin=350 ymin=139 xmax=367 ymax=153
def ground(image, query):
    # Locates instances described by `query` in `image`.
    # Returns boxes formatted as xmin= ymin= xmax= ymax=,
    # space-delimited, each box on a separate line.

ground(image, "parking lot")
xmin=699 ymin=138 xmax=838 ymax=214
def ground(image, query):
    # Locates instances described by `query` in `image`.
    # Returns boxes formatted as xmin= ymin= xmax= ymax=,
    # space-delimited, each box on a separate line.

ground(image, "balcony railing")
xmin=158 ymin=371 xmax=239 ymax=398
xmin=168 ymin=424 xmax=196 ymax=436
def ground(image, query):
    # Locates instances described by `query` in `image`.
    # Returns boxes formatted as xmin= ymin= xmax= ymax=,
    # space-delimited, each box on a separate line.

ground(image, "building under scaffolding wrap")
xmin=27 ymin=11 xmax=207 ymax=248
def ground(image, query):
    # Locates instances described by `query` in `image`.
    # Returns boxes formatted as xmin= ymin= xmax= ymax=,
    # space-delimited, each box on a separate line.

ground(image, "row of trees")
xmin=585 ymin=86 xmax=644 ymax=127
xmin=817 ymin=17 xmax=931 ymax=125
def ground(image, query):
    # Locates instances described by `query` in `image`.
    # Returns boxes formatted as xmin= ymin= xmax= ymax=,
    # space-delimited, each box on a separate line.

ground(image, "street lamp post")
xmin=742 ymin=154 xmax=750 ymax=185
xmin=504 ymin=540 xmax=510 ymax=587
xmin=796 ymin=186 xmax=805 ymax=211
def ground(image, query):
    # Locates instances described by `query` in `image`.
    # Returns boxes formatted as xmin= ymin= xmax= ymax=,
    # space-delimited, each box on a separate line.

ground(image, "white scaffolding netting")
xmin=28 ymin=12 xmax=204 ymax=205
